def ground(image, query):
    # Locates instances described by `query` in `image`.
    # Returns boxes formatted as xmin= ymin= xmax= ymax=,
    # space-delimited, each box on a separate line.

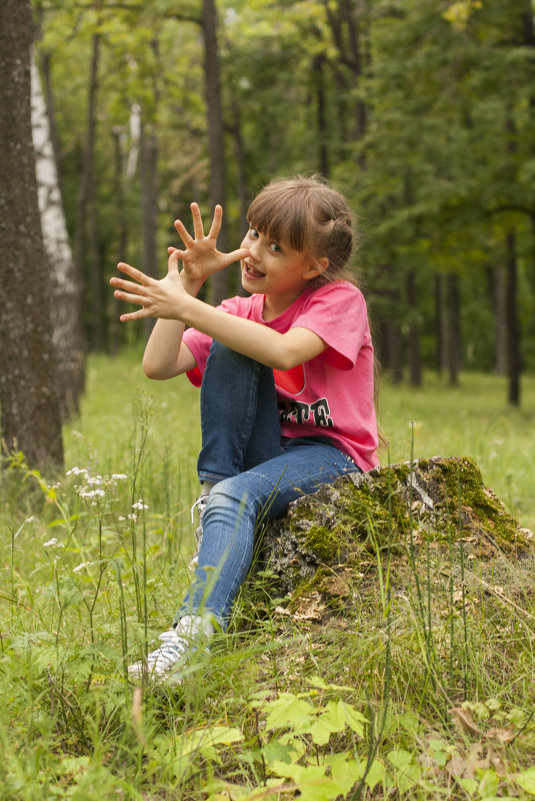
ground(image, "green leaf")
xmin=270 ymin=761 xmax=344 ymax=801
xmin=325 ymin=754 xmax=365 ymax=794
xmin=514 ymin=767 xmax=535 ymax=796
xmin=364 ymin=759 xmax=385 ymax=791
xmin=179 ymin=725 xmax=243 ymax=758
xmin=330 ymin=700 xmax=367 ymax=737
xmin=264 ymin=693 xmax=315 ymax=731
xmin=308 ymin=676 xmax=355 ymax=692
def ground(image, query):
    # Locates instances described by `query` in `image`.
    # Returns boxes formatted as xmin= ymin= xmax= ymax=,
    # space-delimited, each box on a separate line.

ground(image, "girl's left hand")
xmin=110 ymin=202 xmax=250 ymax=322
xmin=111 ymin=251 xmax=188 ymax=322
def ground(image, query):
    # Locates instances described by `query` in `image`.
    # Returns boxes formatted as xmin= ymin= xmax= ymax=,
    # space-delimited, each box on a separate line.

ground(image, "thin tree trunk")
xmin=140 ymin=116 xmax=159 ymax=339
xmin=0 ymin=0 xmax=63 ymax=469
xmin=202 ymin=0 xmax=229 ymax=305
xmin=447 ymin=272 xmax=461 ymax=386
xmin=313 ymin=55 xmax=329 ymax=176
xmin=492 ymin=264 xmax=507 ymax=375
xmin=406 ymin=270 xmax=422 ymax=387
xmin=435 ymin=273 xmax=447 ymax=376
xmin=110 ymin=127 xmax=128 ymax=356
xmin=228 ymin=101 xmax=249 ymax=296
xmin=74 ymin=31 xmax=100 ymax=357
xmin=505 ymin=230 xmax=521 ymax=406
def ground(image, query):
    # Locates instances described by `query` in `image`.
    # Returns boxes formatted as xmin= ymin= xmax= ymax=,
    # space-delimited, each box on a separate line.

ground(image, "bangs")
xmin=247 ymin=183 xmax=310 ymax=252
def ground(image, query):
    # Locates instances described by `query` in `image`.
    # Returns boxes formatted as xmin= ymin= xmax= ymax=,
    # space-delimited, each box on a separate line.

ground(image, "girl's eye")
xmin=269 ymin=242 xmax=282 ymax=253
xmin=249 ymin=228 xmax=259 ymax=239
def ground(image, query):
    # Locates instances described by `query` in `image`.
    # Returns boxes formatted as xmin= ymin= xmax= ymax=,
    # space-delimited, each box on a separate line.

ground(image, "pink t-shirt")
xmin=182 ymin=281 xmax=379 ymax=472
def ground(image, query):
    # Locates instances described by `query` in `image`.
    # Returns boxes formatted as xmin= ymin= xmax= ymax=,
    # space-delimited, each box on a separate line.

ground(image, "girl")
xmin=111 ymin=176 xmax=379 ymax=683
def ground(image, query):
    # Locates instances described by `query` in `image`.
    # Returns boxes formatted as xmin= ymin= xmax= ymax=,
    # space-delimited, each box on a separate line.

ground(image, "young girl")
xmin=111 ymin=176 xmax=379 ymax=683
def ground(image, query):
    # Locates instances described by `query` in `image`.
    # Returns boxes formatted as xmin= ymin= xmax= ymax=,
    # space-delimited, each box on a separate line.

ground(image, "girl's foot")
xmin=127 ymin=614 xmax=214 ymax=684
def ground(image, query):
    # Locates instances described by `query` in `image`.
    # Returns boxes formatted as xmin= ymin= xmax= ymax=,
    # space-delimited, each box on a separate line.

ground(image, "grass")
xmin=0 ymin=349 xmax=534 ymax=800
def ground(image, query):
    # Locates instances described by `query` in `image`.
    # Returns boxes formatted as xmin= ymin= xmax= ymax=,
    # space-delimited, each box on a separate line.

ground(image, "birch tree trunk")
xmin=0 ymin=0 xmax=63 ymax=470
xmin=31 ymin=57 xmax=84 ymax=418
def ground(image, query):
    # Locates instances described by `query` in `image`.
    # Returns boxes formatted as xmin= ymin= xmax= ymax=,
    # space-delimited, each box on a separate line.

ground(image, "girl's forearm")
xmin=143 ymin=271 xmax=203 ymax=379
xmin=142 ymin=319 xmax=186 ymax=378
xmin=176 ymin=294 xmax=325 ymax=370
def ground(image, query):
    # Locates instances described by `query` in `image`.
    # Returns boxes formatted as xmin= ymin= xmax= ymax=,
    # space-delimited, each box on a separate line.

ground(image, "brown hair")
xmin=247 ymin=176 xmax=356 ymax=287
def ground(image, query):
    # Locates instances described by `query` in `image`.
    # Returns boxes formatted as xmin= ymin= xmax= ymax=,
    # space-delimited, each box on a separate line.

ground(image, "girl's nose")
xmin=248 ymin=239 xmax=261 ymax=260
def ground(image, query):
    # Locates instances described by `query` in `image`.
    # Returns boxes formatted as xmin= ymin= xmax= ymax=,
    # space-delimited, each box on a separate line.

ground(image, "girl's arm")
xmin=140 ymin=270 xmax=200 ymax=379
xmin=111 ymin=203 xmax=250 ymax=379
xmin=111 ymin=204 xmax=328 ymax=374
xmin=115 ymin=261 xmax=327 ymax=372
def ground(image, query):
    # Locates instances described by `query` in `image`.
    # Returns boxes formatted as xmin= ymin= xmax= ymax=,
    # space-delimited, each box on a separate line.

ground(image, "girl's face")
xmin=240 ymin=227 xmax=325 ymax=316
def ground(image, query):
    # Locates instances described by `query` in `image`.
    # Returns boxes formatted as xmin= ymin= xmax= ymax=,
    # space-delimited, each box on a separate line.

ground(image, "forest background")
xmin=2 ymin=0 xmax=534 ymax=475
xmin=1 ymin=2 xmax=535 ymax=798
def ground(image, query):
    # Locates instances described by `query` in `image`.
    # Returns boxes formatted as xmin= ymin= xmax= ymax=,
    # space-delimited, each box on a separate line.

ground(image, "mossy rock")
xmin=257 ymin=456 xmax=534 ymax=623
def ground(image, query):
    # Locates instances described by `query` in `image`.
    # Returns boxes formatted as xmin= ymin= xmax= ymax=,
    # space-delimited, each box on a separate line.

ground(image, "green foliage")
xmin=31 ymin=0 xmax=535 ymax=376
xmin=1 ymin=355 xmax=535 ymax=799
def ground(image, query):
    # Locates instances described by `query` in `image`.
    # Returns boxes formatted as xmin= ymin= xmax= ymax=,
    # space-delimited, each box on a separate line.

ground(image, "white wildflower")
xmin=25 ymin=515 xmax=35 ymax=523
xmin=73 ymin=562 xmax=88 ymax=573
xmin=67 ymin=466 xmax=89 ymax=477
xmin=78 ymin=487 xmax=106 ymax=500
xmin=118 ymin=515 xmax=125 ymax=522
xmin=132 ymin=499 xmax=149 ymax=511
xmin=43 ymin=538 xmax=58 ymax=548
xmin=111 ymin=473 xmax=127 ymax=482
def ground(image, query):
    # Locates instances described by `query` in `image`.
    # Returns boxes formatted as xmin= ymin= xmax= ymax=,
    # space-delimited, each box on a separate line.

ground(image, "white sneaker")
xmin=127 ymin=615 xmax=214 ymax=684
xmin=188 ymin=494 xmax=209 ymax=571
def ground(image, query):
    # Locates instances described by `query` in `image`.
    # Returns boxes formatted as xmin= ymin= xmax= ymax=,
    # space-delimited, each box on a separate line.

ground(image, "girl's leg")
xmin=178 ymin=438 xmax=359 ymax=628
xmin=197 ymin=340 xmax=281 ymax=483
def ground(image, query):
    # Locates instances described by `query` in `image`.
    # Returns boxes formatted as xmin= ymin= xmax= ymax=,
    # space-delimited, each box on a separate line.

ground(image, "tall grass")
xmin=0 ymin=351 xmax=534 ymax=800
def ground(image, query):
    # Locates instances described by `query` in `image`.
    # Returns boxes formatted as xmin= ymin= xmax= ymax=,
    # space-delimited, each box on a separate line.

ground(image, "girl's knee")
xmin=206 ymin=477 xmax=254 ymax=510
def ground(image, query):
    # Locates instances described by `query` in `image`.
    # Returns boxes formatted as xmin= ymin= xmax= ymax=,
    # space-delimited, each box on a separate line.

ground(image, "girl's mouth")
xmin=243 ymin=262 xmax=265 ymax=279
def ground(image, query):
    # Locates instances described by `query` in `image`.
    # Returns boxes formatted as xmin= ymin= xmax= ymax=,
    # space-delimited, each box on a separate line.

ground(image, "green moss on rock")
xmin=258 ymin=456 xmax=534 ymax=608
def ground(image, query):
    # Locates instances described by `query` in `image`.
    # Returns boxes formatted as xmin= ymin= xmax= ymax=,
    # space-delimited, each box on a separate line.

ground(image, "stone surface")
xmin=257 ymin=457 xmax=534 ymax=620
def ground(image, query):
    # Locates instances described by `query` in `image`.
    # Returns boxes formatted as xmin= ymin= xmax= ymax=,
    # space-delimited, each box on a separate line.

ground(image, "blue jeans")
xmin=176 ymin=341 xmax=359 ymax=628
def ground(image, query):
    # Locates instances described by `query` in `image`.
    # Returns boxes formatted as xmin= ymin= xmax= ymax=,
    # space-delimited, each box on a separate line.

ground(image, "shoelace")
xmin=145 ymin=631 xmax=188 ymax=671
xmin=190 ymin=494 xmax=209 ymax=524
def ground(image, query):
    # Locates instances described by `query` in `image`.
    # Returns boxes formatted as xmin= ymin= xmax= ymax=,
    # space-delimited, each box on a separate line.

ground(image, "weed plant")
xmin=0 ymin=351 xmax=534 ymax=800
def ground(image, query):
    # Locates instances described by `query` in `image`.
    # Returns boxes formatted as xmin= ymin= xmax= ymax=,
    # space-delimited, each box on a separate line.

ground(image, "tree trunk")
xmin=74 ymin=31 xmax=100 ymax=356
xmin=505 ymin=230 xmax=521 ymax=406
xmin=110 ymin=127 xmax=129 ymax=356
xmin=492 ymin=264 xmax=507 ymax=375
xmin=447 ymin=272 xmax=461 ymax=385
xmin=406 ymin=270 xmax=422 ymax=387
xmin=202 ymin=0 xmax=229 ymax=305
xmin=435 ymin=273 xmax=447 ymax=376
xmin=313 ymin=55 xmax=329 ymax=176
xmin=140 ymin=116 xmax=159 ymax=339
xmin=31 ymin=57 xmax=83 ymax=419
xmin=0 ymin=0 xmax=63 ymax=470
xmin=228 ymin=101 xmax=249 ymax=296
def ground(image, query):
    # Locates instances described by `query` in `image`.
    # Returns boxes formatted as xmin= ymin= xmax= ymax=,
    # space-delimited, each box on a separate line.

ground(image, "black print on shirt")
xmin=278 ymin=397 xmax=334 ymax=428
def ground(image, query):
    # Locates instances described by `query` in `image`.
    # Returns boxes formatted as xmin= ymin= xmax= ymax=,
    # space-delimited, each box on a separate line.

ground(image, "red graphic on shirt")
xmin=273 ymin=364 xmax=305 ymax=395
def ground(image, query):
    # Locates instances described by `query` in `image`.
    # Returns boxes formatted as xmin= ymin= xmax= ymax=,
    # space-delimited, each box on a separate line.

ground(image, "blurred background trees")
xmin=29 ymin=0 xmax=535 ymax=406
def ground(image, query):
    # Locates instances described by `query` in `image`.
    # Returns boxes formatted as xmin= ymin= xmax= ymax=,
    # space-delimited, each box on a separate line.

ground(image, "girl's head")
xmin=246 ymin=176 xmax=355 ymax=287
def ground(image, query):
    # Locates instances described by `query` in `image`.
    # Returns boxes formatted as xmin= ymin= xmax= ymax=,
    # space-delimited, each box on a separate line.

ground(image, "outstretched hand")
xmin=172 ymin=202 xmax=249 ymax=283
xmin=110 ymin=203 xmax=250 ymax=322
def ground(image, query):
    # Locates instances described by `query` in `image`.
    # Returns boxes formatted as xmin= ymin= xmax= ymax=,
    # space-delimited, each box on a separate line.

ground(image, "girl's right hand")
xmin=170 ymin=202 xmax=250 ymax=285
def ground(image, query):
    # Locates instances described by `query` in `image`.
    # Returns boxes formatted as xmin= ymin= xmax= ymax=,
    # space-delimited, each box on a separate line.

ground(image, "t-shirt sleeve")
xmin=291 ymin=283 xmax=371 ymax=370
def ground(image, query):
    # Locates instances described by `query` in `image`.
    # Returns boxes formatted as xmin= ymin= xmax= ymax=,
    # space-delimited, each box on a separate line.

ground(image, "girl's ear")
xmin=304 ymin=256 xmax=329 ymax=280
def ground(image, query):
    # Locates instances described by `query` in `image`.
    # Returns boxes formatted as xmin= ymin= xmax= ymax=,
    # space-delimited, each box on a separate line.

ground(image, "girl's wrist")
xmin=179 ymin=270 xmax=204 ymax=297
